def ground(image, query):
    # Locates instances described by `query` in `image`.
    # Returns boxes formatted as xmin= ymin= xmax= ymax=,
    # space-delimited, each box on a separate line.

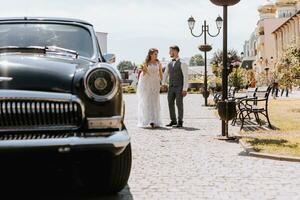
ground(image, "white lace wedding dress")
xmin=137 ymin=63 xmax=162 ymax=127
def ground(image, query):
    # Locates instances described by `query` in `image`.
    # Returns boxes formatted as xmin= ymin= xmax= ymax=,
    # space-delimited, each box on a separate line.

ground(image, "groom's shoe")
xmin=166 ymin=121 xmax=177 ymax=127
xmin=176 ymin=121 xmax=183 ymax=128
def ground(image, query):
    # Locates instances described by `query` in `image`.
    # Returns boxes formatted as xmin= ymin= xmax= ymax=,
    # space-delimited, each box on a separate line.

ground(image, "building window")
xmin=253 ymin=41 xmax=257 ymax=56
xmin=258 ymin=27 xmax=265 ymax=35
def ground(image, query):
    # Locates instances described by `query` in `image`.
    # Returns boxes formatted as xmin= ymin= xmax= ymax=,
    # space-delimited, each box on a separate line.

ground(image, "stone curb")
xmin=239 ymin=140 xmax=300 ymax=163
xmin=231 ymin=132 xmax=243 ymax=139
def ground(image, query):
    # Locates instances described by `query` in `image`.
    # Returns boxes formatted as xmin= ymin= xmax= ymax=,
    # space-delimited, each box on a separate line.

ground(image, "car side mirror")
xmin=103 ymin=53 xmax=116 ymax=64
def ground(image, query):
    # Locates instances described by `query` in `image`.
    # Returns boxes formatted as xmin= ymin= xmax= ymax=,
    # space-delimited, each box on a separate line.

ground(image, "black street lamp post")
xmin=210 ymin=0 xmax=240 ymax=138
xmin=187 ymin=16 xmax=223 ymax=106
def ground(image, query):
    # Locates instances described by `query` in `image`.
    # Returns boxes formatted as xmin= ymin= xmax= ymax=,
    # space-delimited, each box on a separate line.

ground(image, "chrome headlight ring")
xmin=84 ymin=66 xmax=119 ymax=102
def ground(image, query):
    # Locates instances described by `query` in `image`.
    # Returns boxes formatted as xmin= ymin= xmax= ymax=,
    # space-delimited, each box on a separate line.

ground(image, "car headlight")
xmin=84 ymin=66 xmax=119 ymax=102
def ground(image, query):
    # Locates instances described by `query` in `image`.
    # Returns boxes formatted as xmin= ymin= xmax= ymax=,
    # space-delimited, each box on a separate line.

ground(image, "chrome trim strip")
xmin=71 ymin=95 xmax=85 ymax=122
xmin=0 ymin=90 xmax=73 ymax=101
xmin=84 ymin=65 xmax=120 ymax=102
xmin=0 ymin=129 xmax=130 ymax=149
xmin=121 ymin=100 xmax=125 ymax=122
xmin=0 ymin=77 xmax=13 ymax=82
xmin=87 ymin=116 xmax=122 ymax=130
xmin=0 ymin=126 xmax=80 ymax=132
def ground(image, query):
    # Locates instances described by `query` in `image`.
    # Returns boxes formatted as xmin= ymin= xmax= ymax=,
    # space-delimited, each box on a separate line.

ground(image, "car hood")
xmin=0 ymin=54 xmax=93 ymax=93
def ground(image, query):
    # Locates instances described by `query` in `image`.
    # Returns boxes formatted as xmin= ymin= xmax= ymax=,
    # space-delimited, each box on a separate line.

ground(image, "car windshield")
xmin=0 ymin=23 xmax=94 ymax=58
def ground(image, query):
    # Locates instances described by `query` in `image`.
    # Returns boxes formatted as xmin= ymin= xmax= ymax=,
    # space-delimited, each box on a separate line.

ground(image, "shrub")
xmin=228 ymin=67 xmax=247 ymax=90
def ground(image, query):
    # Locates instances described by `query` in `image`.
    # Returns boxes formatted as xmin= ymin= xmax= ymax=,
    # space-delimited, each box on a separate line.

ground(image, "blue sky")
xmin=0 ymin=0 xmax=263 ymax=63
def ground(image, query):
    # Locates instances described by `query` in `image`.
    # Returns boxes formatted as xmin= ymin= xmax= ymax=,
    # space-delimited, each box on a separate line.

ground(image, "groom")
xmin=162 ymin=45 xmax=188 ymax=128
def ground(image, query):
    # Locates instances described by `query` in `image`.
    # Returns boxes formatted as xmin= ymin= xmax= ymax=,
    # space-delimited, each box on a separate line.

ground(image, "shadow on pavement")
xmin=238 ymin=151 xmax=250 ymax=157
xmin=233 ymin=119 xmax=279 ymax=132
xmin=6 ymin=185 xmax=134 ymax=200
xmin=139 ymin=126 xmax=171 ymax=131
xmin=154 ymin=127 xmax=171 ymax=131
xmin=33 ymin=185 xmax=134 ymax=200
xmin=179 ymin=127 xmax=200 ymax=131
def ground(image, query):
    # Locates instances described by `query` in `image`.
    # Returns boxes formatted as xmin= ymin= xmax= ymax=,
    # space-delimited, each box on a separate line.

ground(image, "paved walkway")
xmin=115 ymin=94 xmax=300 ymax=200
xmin=278 ymin=90 xmax=300 ymax=99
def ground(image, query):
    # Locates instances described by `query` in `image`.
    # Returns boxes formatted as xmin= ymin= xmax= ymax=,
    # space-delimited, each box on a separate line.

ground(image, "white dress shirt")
xmin=162 ymin=58 xmax=189 ymax=91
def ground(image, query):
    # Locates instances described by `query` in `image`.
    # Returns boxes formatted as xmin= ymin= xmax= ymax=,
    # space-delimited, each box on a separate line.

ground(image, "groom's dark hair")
xmin=170 ymin=45 xmax=180 ymax=52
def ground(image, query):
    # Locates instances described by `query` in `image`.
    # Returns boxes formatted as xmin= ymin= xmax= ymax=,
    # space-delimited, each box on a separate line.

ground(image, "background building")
xmin=96 ymin=32 xmax=108 ymax=54
xmin=243 ymin=0 xmax=300 ymax=74
xmin=243 ymin=31 xmax=257 ymax=69
xmin=273 ymin=10 xmax=300 ymax=60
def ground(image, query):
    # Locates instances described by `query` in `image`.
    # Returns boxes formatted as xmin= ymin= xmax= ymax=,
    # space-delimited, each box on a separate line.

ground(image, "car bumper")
xmin=0 ymin=129 xmax=130 ymax=155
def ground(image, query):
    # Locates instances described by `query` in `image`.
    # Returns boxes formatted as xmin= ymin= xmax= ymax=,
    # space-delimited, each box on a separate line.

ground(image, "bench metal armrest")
xmin=244 ymin=97 xmax=267 ymax=110
xmin=238 ymin=97 xmax=257 ymax=110
xmin=232 ymin=95 xmax=248 ymax=102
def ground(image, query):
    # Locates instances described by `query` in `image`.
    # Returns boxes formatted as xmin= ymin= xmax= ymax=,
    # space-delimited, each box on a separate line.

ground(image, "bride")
xmin=137 ymin=48 xmax=163 ymax=128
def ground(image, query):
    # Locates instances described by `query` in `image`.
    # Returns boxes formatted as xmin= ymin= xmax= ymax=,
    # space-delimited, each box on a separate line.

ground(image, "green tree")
xmin=117 ymin=61 xmax=137 ymax=72
xmin=228 ymin=67 xmax=247 ymax=90
xmin=210 ymin=49 xmax=242 ymax=77
xmin=276 ymin=43 xmax=300 ymax=87
xmin=212 ymin=63 xmax=222 ymax=78
xmin=189 ymin=54 xmax=204 ymax=66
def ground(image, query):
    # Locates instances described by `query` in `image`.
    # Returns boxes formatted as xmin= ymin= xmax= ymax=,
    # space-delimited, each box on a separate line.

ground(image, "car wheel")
xmin=77 ymin=143 xmax=132 ymax=194
xmin=108 ymin=143 xmax=132 ymax=193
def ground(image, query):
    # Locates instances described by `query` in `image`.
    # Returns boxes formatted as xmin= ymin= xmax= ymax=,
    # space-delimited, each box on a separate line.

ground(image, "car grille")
xmin=0 ymin=132 xmax=74 ymax=140
xmin=0 ymin=100 xmax=83 ymax=131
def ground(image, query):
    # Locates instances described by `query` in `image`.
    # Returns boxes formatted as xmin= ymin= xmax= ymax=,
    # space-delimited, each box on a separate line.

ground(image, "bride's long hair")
xmin=144 ymin=48 xmax=159 ymax=66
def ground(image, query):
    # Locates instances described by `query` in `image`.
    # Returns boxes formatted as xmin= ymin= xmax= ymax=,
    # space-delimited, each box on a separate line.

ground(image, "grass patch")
xmin=187 ymin=88 xmax=201 ymax=94
xmin=241 ymin=99 xmax=300 ymax=157
xmin=268 ymin=99 xmax=300 ymax=132
xmin=244 ymin=136 xmax=300 ymax=157
xmin=122 ymin=85 xmax=136 ymax=93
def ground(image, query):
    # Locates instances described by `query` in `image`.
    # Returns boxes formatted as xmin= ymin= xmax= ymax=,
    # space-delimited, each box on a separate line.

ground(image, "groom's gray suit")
xmin=163 ymin=59 xmax=188 ymax=123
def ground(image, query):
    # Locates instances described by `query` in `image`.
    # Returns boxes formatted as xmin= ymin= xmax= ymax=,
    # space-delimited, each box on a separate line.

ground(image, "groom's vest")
xmin=168 ymin=60 xmax=183 ymax=88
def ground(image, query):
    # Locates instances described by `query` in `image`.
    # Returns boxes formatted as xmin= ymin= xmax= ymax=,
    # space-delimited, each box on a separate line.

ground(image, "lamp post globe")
xmin=188 ymin=16 xmax=196 ymax=30
xmin=210 ymin=0 xmax=240 ymax=6
xmin=215 ymin=15 xmax=223 ymax=29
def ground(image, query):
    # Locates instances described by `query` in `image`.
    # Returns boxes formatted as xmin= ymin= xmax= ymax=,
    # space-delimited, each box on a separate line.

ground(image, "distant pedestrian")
xmin=209 ymin=76 xmax=217 ymax=95
xmin=247 ymin=71 xmax=256 ymax=88
xmin=272 ymin=77 xmax=279 ymax=99
xmin=281 ymin=86 xmax=289 ymax=97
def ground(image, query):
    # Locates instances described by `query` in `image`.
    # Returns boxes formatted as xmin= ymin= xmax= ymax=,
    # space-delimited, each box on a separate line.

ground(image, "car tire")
xmin=77 ymin=143 xmax=132 ymax=194
xmin=122 ymin=102 xmax=125 ymax=122
xmin=108 ymin=143 xmax=132 ymax=193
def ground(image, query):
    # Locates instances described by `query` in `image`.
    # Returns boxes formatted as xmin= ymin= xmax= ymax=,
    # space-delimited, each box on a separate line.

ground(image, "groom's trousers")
xmin=168 ymin=86 xmax=183 ymax=123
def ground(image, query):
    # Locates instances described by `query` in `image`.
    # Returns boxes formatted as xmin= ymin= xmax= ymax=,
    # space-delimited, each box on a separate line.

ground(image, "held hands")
xmin=182 ymin=90 xmax=187 ymax=97
xmin=161 ymin=86 xmax=187 ymax=96
xmin=161 ymin=85 xmax=168 ymax=92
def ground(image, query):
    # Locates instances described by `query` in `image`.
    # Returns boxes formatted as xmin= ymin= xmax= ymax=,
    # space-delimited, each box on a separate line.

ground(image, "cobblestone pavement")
xmin=115 ymin=94 xmax=300 ymax=200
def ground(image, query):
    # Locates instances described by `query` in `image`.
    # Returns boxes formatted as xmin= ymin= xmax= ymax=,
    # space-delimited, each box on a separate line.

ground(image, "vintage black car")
xmin=0 ymin=17 xmax=131 ymax=193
